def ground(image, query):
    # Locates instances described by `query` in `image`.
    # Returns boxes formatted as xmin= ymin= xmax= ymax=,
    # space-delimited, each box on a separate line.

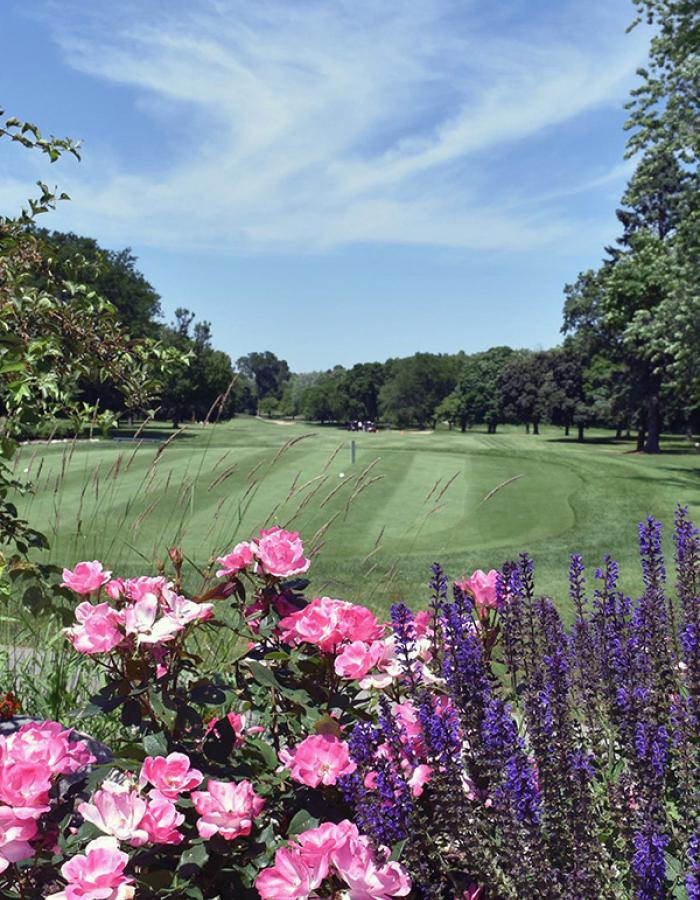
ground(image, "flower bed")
xmin=1 ymin=511 xmax=699 ymax=898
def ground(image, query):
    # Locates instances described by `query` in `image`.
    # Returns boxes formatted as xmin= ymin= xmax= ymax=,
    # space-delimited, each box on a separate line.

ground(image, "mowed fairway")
xmin=12 ymin=417 xmax=700 ymax=617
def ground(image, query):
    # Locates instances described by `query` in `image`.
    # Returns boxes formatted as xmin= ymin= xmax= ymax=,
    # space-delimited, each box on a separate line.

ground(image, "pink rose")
xmin=191 ymin=779 xmax=264 ymax=841
xmin=408 ymin=764 xmax=432 ymax=797
xmin=279 ymin=597 xmax=383 ymax=652
xmin=342 ymin=603 xmax=385 ymax=644
xmin=332 ymin=834 xmax=411 ymax=898
xmin=279 ymin=734 xmax=356 ymax=788
xmin=141 ymin=791 xmax=184 ymax=845
xmin=46 ymin=836 xmax=134 ymax=900
xmin=392 ymin=700 xmax=423 ymax=743
xmin=161 ymin=592 xmax=214 ymax=626
xmin=0 ymin=760 xmax=52 ymax=818
xmin=455 ymin=569 xmax=499 ymax=613
xmin=279 ymin=597 xmax=345 ymax=650
xmin=256 ymin=846 xmax=324 ymax=900
xmin=295 ymin=820 xmax=358 ymax=877
xmin=104 ymin=579 xmax=126 ymax=600
xmin=64 ymin=602 xmax=124 ymax=655
xmin=6 ymin=721 xmax=94 ymax=775
xmin=255 ymin=527 xmax=310 ymax=578
xmin=123 ymin=595 xmax=184 ymax=645
xmin=0 ymin=808 xmax=37 ymax=874
xmin=139 ymin=752 xmax=203 ymax=799
xmin=256 ymin=820 xmax=410 ymax=900
xmin=413 ymin=610 xmax=432 ymax=637
xmin=78 ymin=783 xmax=149 ymax=847
xmin=123 ymin=576 xmax=168 ymax=602
xmin=215 ymin=541 xmax=255 ymax=577
xmin=61 ymin=561 xmax=111 ymax=595
xmin=334 ymin=640 xmax=386 ymax=680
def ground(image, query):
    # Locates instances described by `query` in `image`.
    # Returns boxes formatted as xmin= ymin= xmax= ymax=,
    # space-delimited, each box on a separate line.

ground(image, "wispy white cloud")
xmin=14 ymin=0 xmax=648 ymax=253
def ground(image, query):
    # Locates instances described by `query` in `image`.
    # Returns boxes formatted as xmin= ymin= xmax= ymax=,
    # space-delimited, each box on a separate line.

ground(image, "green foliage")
xmin=497 ymin=351 xmax=551 ymax=434
xmin=559 ymin=2 xmax=700 ymax=452
xmin=0 ymin=107 xmax=185 ymax=622
xmin=236 ymin=351 xmax=291 ymax=404
xmin=379 ymin=352 xmax=458 ymax=429
xmin=451 ymin=346 xmax=514 ymax=433
xmin=627 ymin=0 xmax=700 ymax=167
xmin=300 ymin=368 xmax=346 ymax=423
xmin=159 ymin=310 xmax=237 ymax=426
xmin=30 ymin=229 xmax=162 ymax=338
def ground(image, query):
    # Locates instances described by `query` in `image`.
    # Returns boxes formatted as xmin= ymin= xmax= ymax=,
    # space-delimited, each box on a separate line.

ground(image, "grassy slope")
xmin=12 ymin=417 xmax=700 ymax=616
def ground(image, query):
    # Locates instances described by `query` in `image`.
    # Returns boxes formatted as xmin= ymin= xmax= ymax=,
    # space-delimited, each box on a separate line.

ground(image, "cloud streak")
xmin=18 ymin=0 xmax=648 ymax=254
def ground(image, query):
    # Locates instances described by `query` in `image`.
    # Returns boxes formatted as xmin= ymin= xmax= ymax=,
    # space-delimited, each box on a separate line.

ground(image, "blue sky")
xmin=0 ymin=0 xmax=648 ymax=371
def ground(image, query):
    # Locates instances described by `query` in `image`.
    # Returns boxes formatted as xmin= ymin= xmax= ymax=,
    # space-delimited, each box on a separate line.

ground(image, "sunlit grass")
xmin=12 ymin=416 xmax=700 ymax=614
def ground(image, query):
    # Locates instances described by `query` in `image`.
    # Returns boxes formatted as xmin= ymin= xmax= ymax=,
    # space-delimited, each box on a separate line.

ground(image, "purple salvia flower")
xmin=347 ymin=721 xmax=381 ymax=766
xmin=441 ymin=601 xmax=491 ymax=709
xmin=633 ymin=827 xmax=668 ymax=900
xmin=569 ymin=553 xmax=587 ymax=619
xmin=497 ymin=563 xmax=523 ymax=682
xmin=417 ymin=691 xmax=461 ymax=767
xmin=390 ymin=602 xmax=418 ymax=687
xmin=639 ymin=517 xmax=666 ymax=590
xmin=674 ymin=505 xmax=700 ymax=616
xmin=429 ymin=562 xmax=448 ymax=606
xmin=570 ymin=749 xmax=596 ymax=780
xmin=374 ymin=765 xmax=412 ymax=843
xmin=378 ymin=695 xmax=417 ymax=766
xmin=501 ymin=752 xmax=541 ymax=826
xmin=482 ymin=698 xmax=519 ymax=759
xmin=687 ymin=834 xmax=700 ymax=900
xmin=634 ymin=721 xmax=668 ymax=781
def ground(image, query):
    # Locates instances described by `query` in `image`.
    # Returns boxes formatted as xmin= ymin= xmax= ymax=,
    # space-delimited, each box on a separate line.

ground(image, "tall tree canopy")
xmin=160 ymin=309 xmax=238 ymax=427
xmin=30 ymin=230 xmax=162 ymax=338
xmin=236 ymin=351 xmax=291 ymax=404
xmin=379 ymin=353 xmax=458 ymax=429
xmin=450 ymin=346 xmax=514 ymax=433
xmin=560 ymin=0 xmax=700 ymax=452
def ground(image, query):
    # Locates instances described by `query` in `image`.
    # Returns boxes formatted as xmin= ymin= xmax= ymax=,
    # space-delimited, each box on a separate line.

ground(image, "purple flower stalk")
xmin=633 ymin=827 xmax=668 ymax=900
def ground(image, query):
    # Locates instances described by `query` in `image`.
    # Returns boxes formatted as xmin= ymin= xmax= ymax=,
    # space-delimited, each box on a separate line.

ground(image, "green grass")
xmin=11 ymin=417 xmax=700 ymax=617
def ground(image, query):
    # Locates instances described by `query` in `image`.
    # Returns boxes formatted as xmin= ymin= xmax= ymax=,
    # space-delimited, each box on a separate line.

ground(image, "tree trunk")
xmin=615 ymin=427 xmax=623 ymax=439
xmin=532 ymin=421 xmax=539 ymax=435
xmin=637 ymin=428 xmax=646 ymax=452
xmin=564 ymin=424 xmax=570 ymax=437
xmin=460 ymin=420 xmax=467 ymax=433
xmin=577 ymin=424 xmax=584 ymax=442
xmin=644 ymin=394 xmax=661 ymax=454
xmin=525 ymin=423 xmax=530 ymax=434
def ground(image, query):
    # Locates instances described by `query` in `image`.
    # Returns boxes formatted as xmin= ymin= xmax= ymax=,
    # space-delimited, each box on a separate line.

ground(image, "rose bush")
xmin=1 ymin=510 xmax=699 ymax=898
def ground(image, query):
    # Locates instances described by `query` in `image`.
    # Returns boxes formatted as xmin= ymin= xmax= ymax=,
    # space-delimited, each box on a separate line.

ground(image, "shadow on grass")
xmin=112 ymin=427 xmax=195 ymax=443
xmin=616 ymin=472 xmax=700 ymax=500
xmin=546 ymin=435 xmax=698 ymax=456
xmin=545 ymin=436 xmax=629 ymax=446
